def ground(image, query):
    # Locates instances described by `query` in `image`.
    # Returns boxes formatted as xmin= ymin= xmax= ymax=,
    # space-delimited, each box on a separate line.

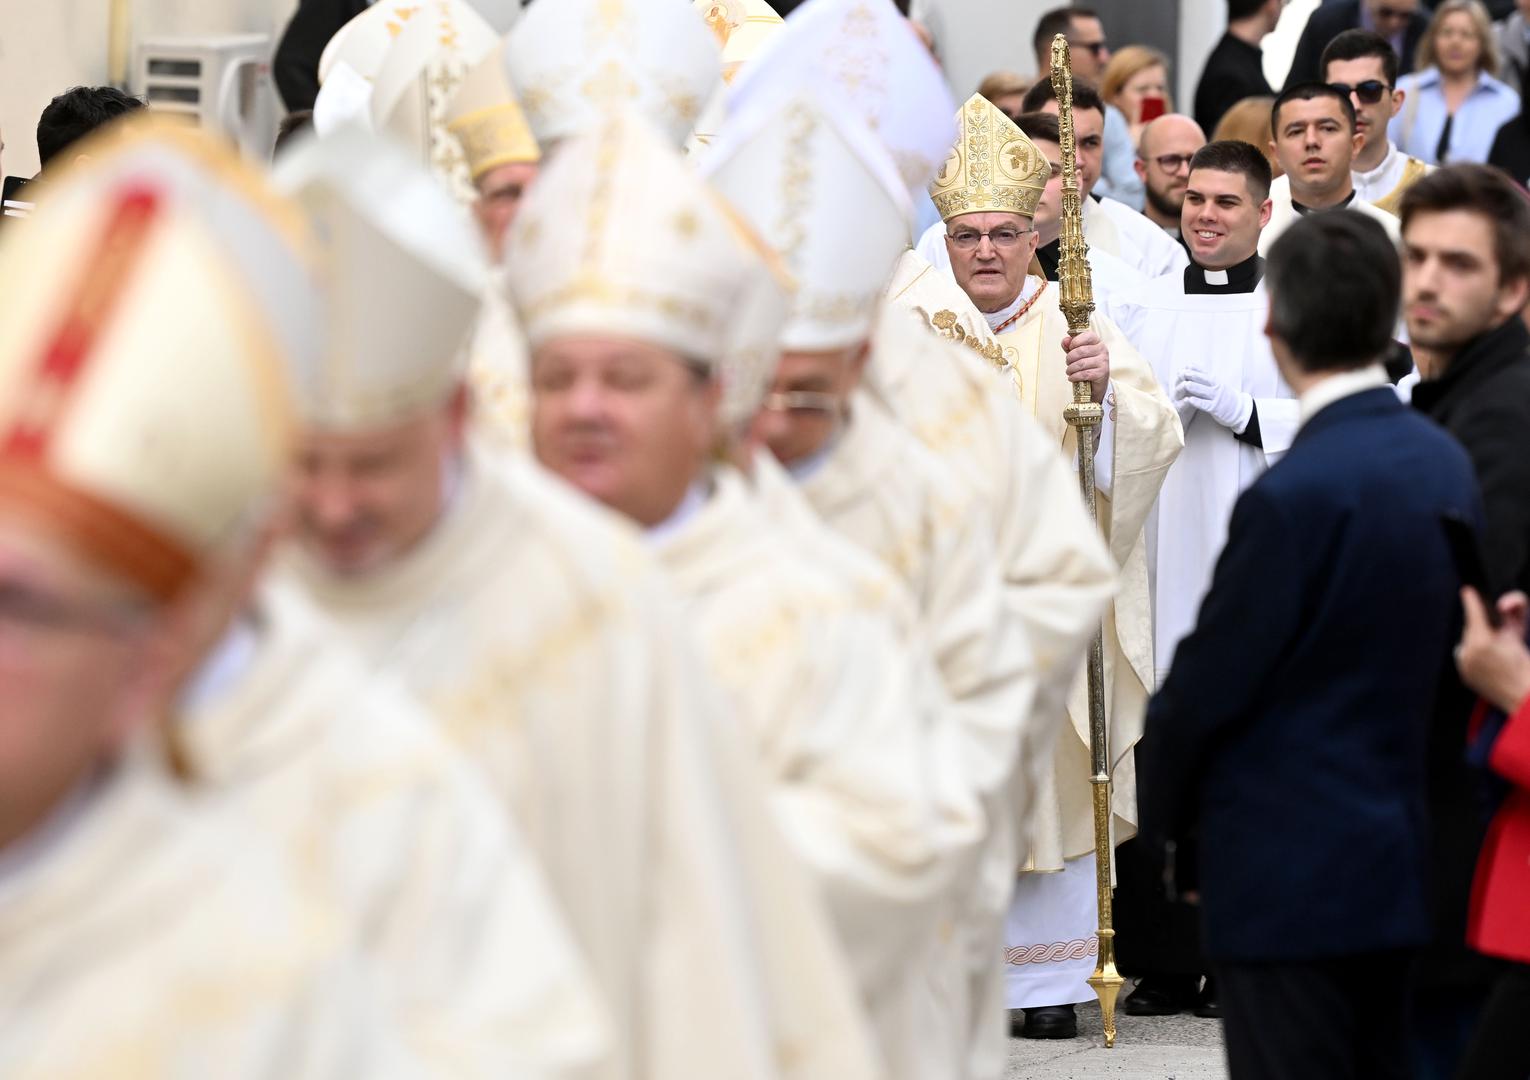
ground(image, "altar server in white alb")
xmin=274 ymin=124 xmax=873 ymax=1080
xmin=1105 ymin=140 xmax=1299 ymax=685
xmin=509 ymin=106 xmax=986 ymax=1079
xmin=142 ymin=125 xmax=602 ymax=1078
xmin=0 ymin=121 xmax=408 ymax=1078
xmin=705 ymin=85 xmax=1040 ymax=1080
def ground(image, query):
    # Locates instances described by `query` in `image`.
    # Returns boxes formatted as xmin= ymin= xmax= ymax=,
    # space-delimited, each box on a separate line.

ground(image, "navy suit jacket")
xmin=1139 ymin=387 xmax=1483 ymax=963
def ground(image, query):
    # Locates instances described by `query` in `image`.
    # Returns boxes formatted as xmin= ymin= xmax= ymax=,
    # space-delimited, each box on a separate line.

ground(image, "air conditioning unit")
xmin=134 ymin=34 xmax=280 ymax=160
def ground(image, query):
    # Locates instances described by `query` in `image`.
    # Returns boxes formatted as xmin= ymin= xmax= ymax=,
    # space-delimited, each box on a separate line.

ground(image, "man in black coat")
xmin=1284 ymin=0 xmax=1429 ymax=89
xmin=1404 ymin=163 xmax=1530 ymax=1074
xmin=1195 ymin=0 xmax=1281 ymax=134
xmin=272 ymin=0 xmax=370 ymax=113
xmin=1140 ymin=209 xmax=1483 ymax=1080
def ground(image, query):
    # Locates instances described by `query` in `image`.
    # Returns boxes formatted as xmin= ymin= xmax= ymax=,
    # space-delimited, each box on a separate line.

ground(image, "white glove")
xmin=1176 ymin=366 xmax=1253 ymax=433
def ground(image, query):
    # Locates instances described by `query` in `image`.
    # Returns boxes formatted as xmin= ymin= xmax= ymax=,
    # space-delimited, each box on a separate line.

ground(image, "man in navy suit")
xmin=1138 ymin=210 xmax=1483 ymax=1080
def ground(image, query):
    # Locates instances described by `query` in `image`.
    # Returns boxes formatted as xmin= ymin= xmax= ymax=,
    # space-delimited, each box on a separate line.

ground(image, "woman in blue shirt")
xmin=1389 ymin=0 xmax=1521 ymax=164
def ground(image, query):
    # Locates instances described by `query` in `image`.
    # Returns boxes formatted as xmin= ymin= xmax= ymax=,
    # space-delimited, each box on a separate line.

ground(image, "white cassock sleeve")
xmin=1252 ymin=396 xmax=1300 ymax=462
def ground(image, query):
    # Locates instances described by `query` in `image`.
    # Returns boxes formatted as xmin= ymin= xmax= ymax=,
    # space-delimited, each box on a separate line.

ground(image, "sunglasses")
xmin=1373 ymin=5 xmax=1414 ymax=23
xmin=1069 ymin=38 xmax=1109 ymax=57
xmin=1329 ymin=79 xmax=1391 ymax=104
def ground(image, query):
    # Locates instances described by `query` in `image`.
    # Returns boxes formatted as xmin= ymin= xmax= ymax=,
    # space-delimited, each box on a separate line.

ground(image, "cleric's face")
xmin=946 ymin=211 xmax=1039 ymax=314
xmin=1181 ymin=167 xmax=1270 ymax=269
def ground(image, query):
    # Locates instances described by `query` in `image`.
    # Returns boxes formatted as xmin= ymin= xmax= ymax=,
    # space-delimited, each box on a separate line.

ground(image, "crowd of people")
xmin=0 ymin=0 xmax=1527 ymax=1078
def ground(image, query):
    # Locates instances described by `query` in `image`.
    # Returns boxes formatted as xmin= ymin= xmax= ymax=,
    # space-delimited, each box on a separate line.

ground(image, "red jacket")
xmin=1468 ymin=697 xmax=1530 ymax=964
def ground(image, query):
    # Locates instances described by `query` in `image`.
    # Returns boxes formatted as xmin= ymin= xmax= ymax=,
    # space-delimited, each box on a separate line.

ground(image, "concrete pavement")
xmin=1006 ymin=1000 xmax=1228 ymax=1079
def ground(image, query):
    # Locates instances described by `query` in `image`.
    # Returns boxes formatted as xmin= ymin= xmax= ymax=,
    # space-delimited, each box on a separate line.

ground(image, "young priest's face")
xmin=1181 ymin=167 xmax=1271 ymax=270
xmin=0 ymin=515 xmax=154 ymax=850
xmin=946 ymin=211 xmax=1039 ymax=314
xmin=1270 ymin=96 xmax=1361 ymax=197
xmin=531 ymin=336 xmax=721 ymax=528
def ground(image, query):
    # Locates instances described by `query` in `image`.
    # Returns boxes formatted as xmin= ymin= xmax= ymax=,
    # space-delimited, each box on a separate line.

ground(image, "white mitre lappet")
xmin=368 ymin=0 xmax=500 ymax=200
xmin=728 ymin=0 xmax=955 ymax=206
xmin=319 ymin=0 xmax=519 ymax=85
xmin=505 ymin=108 xmax=791 ymax=430
xmin=702 ymin=88 xmax=911 ymax=352
xmin=505 ymin=0 xmax=722 ymax=150
xmin=274 ymin=126 xmax=487 ymax=434
xmin=687 ymin=0 xmax=784 ymax=149
xmin=0 ymin=117 xmax=320 ymax=600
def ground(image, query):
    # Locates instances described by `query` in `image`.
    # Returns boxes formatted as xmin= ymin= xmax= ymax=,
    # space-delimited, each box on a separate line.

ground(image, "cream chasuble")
xmin=278 ymin=447 xmax=880 ymax=1080
xmin=468 ymin=268 xmax=533 ymax=454
xmin=1105 ymin=274 xmax=1299 ymax=683
xmin=177 ymin=579 xmax=607 ymax=1078
xmin=795 ymin=390 xmax=1061 ymax=1077
xmin=989 ymin=280 xmax=1182 ymax=865
xmin=0 ymin=763 xmax=405 ymax=1078
xmin=652 ymin=464 xmax=985 ymax=1080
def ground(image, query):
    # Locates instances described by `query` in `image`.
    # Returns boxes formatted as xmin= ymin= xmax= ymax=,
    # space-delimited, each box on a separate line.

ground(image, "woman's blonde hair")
xmin=1100 ymin=45 xmax=1172 ymax=113
xmin=977 ymin=70 xmax=1032 ymax=103
xmin=1416 ymin=0 xmax=1499 ymax=77
xmin=1212 ymin=95 xmax=1282 ymax=176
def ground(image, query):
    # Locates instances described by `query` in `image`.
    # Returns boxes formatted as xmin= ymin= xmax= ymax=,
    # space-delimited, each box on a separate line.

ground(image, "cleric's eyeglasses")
xmin=761 ymin=390 xmax=839 ymax=416
xmin=945 ymin=226 xmax=1032 ymax=251
xmin=1329 ymin=79 xmax=1390 ymax=105
xmin=1151 ymin=153 xmax=1196 ymax=174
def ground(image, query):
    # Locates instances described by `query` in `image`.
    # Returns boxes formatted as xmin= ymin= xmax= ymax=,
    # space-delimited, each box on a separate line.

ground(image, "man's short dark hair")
xmin=1189 ymin=139 xmax=1273 ymax=203
xmin=1267 ymin=211 xmax=1401 ymax=372
xmin=1015 ymin=111 xmax=1062 ymax=147
xmin=1021 ymin=75 xmax=1106 ymax=119
xmin=1398 ymin=163 xmax=1530 ymax=286
xmin=1032 ymin=7 xmax=1100 ymax=64
xmin=1320 ymin=29 xmax=1400 ymax=88
xmin=1270 ymin=81 xmax=1356 ymax=136
xmin=37 ymin=86 xmax=145 ymax=167
xmin=1228 ymin=0 xmax=1270 ymax=19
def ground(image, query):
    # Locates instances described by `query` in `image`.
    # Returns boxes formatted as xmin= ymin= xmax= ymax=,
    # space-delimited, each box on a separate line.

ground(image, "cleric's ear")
xmin=1258 ymin=197 xmax=1273 ymax=231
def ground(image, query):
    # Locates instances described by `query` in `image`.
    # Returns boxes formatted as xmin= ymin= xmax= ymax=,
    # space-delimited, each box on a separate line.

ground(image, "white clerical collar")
xmin=982 ymin=275 xmax=1043 ymax=332
xmin=1203 ymin=268 xmax=1229 ymax=286
xmin=177 ymin=615 xmax=260 ymax=716
xmin=1355 ymin=141 xmax=1400 ymax=186
xmin=645 ymin=478 xmax=711 ymax=546
xmin=1297 ymin=364 xmax=1389 ymax=430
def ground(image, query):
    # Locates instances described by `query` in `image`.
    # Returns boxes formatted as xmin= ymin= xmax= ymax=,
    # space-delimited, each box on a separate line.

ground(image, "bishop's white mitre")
xmin=504 ymin=0 xmax=722 ymax=149
xmin=703 ymin=89 xmax=912 ymax=351
xmin=728 ymin=0 xmax=955 ymax=203
xmin=275 ymin=127 xmax=487 ymax=433
xmin=504 ymin=109 xmax=791 ymax=428
xmin=0 ymin=119 xmax=321 ymax=599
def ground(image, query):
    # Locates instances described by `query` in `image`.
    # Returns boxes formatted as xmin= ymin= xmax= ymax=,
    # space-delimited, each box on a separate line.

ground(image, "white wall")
xmin=0 ymin=0 xmax=298 ymax=179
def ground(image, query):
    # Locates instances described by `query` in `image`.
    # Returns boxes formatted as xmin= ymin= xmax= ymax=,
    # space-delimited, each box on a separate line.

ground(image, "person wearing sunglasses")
xmin=1285 ymin=0 xmax=1429 ymax=89
xmin=1322 ymin=29 xmax=1435 ymax=214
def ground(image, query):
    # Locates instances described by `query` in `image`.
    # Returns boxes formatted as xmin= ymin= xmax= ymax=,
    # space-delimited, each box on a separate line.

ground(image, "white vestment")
xmin=865 ymin=292 xmax=1116 ymax=1074
xmin=796 ymin=391 xmax=1043 ymax=1077
xmin=1258 ymin=174 xmax=1402 ymax=255
xmin=468 ymin=268 xmax=532 ymax=454
xmin=0 ymin=761 xmax=406 ymax=1078
xmin=1082 ymin=195 xmax=1189 ymax=280
xmin=278 ymin=448 xmax=881 ymax=1080
xmin=1352 ymin=143 xmax=1433 ymax=214
xmin=887 ymin=250 xmax=1183 ymax=1009
xmin=1105 ymin=273 xmax=1300 ymax=684
xmin=178 ymin=580 xmax=607 ymax=1077
xmin=652 ymin=463 xmax=985 ymax=1080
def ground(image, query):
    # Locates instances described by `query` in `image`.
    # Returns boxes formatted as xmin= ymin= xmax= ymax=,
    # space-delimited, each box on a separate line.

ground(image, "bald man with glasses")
xmin=1135 ymin=115 xmax=1210 ymax=241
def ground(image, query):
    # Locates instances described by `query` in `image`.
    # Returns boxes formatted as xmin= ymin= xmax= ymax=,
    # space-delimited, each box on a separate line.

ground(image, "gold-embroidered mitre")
xmin=504 ymin=109 xmax=791 ymax=428
xmin=930 ymin=93 xmax=1048 ymax=223
xmin=445 ymin=44 xmax=540 ymax=181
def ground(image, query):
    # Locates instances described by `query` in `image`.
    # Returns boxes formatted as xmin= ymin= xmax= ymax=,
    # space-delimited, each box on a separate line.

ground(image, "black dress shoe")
xmin=1123 ymin=974 xmax=1199 ymax=1016
xmin=1021 ymin=1004 xmax=1078 ymax=1039
xmin=1193 ymin=976 xmax=1222 ymax=1019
